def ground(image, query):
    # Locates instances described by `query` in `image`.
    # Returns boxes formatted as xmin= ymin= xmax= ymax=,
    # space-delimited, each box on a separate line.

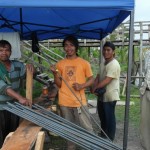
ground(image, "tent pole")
xmin=139 ymin=22 xmax=143 ymax=86
xmin=20 ymin=8 xmax=23 ymax=40
xmin=99 ymin=33 xmax=105 ymax=66
xmin=99 ymin=40 xmax=103 ymax=65
xmin=123 ymin=10 xmax=134 ymax=150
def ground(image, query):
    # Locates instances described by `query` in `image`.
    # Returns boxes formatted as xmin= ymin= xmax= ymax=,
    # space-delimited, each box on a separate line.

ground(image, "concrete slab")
xmin=88 ymin=99 xmax=135 ymax=107
xmin=89 ymin=108 xmax=97 ymax=114
xmin=88 ymin=100 xmax=135 ymax=114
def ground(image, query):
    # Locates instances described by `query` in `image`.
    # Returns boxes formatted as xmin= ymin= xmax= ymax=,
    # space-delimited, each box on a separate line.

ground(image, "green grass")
xmin=86 ymin=93 xmax=97 ymax=100
xmin=116 ymin=85 xmax=141 ymax=128
xmin=129 ymin=98 xmax=141 ymax=127
xmin=116 ymin=98 xmax=141 ymax=127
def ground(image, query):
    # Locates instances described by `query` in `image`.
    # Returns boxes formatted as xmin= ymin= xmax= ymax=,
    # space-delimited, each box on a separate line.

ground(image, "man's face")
xmin=0 ymin=45 xmax=11 ymax=61
xmin=64 ymin=40 xmax=76 ymax=57
xmin=102 ymin=46 xmax=114 ymax=60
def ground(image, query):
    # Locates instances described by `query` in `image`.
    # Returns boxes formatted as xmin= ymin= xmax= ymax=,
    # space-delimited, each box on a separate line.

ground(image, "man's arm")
xmin=50 ymin=65 xmax=62 ymax=88
xmin=72 ymin=76 xmax=94 ymax=91
xmin=92 ymin=76 xmax=113 ymax=92
xmin=6 ymin=88 xmax=31 ymax=106
xmin=82 ymin=76 xmax=94 ymax=88
xmin=90 ymin=74 xmax=99 ymax=93
xmin=53 ymin=73 xmax=62 ymax=88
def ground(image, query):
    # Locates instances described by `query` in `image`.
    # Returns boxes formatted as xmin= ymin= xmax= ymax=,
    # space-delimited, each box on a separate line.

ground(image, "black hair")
xmin=0 ymin=40 xmax=12 ymax=51
xmin=62 ymin=35 xmax=79 ymax=51
xmin=103 ymin=41 xmax=115 ymax=51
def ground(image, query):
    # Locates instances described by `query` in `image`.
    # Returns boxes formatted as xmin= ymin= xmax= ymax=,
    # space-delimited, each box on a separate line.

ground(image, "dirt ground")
xmin=92 ymin=113 xmax=143 ymax=150
xmin=114 ymin=121 xmax=143 ymax=150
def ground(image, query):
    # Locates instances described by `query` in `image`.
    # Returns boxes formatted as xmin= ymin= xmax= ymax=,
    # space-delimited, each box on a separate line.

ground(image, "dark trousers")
xmin=0 ymin=110 xmax=20 ymax=148
xmin=97 ymin=99 xmax=117 ymax=141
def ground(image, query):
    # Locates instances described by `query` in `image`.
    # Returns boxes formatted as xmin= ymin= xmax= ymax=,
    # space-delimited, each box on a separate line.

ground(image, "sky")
xmin=134 ymin=0 xmax=150 ymax=21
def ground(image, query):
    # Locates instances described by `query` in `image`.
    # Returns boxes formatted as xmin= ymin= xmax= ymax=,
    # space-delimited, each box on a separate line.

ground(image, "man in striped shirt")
xmin=0 ymin=40 xmax=33 ymax=148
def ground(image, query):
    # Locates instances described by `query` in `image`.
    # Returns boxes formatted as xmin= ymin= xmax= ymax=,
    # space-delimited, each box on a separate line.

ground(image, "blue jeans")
xmin=97 ymin=99 xmax=117 ymax=141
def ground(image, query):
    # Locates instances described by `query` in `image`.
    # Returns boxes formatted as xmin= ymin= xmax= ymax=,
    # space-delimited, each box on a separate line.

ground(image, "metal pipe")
xmin=4 ymin=107 xmax=91 ymax=149
xmin=3 ymin=103 xmax=122 ymax=150
xmin=123 ymin=10 xmax=135 ymax=150
xmin=17 ymin=103 xmax=119 ymax=149
xmin=32 ymin=105 xmax=118 ymax=149
xmin=33 ymin=104 xmax=120 ymax=149
xmin=4 ymin=105 xmax=104 ymax=149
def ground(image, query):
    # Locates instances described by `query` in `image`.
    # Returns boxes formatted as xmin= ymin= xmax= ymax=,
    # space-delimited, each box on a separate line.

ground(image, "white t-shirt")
xmin=100 ymin=59 xmax=120 ymax=102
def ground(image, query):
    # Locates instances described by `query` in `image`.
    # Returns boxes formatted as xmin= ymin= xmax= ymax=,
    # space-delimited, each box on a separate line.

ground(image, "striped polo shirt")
xmin=0 ymin=60 xmax=25 ymax=110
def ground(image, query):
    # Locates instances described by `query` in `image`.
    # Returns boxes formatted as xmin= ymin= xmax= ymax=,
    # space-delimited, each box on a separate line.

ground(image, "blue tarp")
xmin=0 ymin=0 xmax=134 ymax=40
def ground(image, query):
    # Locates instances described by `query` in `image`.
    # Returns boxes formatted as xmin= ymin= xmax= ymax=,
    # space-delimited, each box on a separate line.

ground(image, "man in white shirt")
xmin=92 ymin=41 xmax=120 ymax=141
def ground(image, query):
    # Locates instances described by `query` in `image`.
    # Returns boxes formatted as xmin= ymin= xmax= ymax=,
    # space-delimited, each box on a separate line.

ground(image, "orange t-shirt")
xmin=56 ymin=57 xmax=93 ymax=107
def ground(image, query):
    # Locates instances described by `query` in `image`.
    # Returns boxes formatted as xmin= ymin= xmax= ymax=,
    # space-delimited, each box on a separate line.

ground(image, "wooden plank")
xmin=122 ymin=76 xmax=127 ymax=96
xmin=2 ymin=132 xmax=14 ymax=145
xmin=34 ymin=131 xmax=45 ymax=150
xmin=1 ymin=120 xmax=42 ymax=150
xmin=26 ymin=66 xmax=33 ymax=103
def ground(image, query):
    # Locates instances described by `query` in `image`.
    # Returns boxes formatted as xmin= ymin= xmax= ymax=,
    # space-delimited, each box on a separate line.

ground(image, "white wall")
xmin=0 ymin=32 xmax=21 ymax=59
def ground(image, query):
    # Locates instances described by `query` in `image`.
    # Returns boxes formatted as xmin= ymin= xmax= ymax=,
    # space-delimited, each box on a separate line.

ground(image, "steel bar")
xmin=33 ymin=104 xmax=119 ymax=148
xmin=4 ymin=105 xmax=91 ymax=149
xmin=3 ymin=102 xmax=122 ymax=150
xmin=8 ymin=102 xmax=121 ymax=149
xmin=17 ymin=103 xmax=121 ymax=149
xmin=4 ymin=105 xmax=100 ymax=149
xmin=22 ymin=103 xmax=120 ymax=149
xmin=29 ymin=107 xmax=112 ymax=149
xmin=15 ymin=104 xmax=112 ymax=149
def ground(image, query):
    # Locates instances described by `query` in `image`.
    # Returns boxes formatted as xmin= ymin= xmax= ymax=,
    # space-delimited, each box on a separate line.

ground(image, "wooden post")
xmin=139 ymin=22 xmax=143 ymax=87
xmin=122 ymin=76 xmax=127 ymax=96
xmin=26 ymin=66 xmax=33 ymax=103
xmin=34 ymin=132 xmax=45 ymax=150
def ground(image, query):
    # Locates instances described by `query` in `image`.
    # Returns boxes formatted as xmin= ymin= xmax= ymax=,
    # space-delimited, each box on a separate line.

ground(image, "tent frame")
xmin=0 ymin=1 xmax=135 ymax=149
xmin=123 ymin=10 xmax=134 ymax=150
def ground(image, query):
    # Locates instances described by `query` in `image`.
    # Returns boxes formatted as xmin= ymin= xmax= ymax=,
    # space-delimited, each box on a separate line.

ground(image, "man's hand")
xmin=50 ymin=65 xmax=58 ymax=75
xmin=72 ymin=83 xmax=83 ymax=91
xmin=26 ymin=64 xmax=34 ymax=73
xmin=50 ymin=65 xmax=62 ymax=88
xmin=18 ymin=97 xmax=32 ymax=107
xmin=6 ymin=88 xmax=32 ymax=107
xmin=90 ymin=86 xmax=97 ymax=94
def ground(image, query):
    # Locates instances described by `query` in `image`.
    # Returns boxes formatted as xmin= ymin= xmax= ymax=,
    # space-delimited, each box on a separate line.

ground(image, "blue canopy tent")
xmin=0 ymin=0 xmax=134 ymax=40
xmin=0 ymin=1 xmax=135 ymax=150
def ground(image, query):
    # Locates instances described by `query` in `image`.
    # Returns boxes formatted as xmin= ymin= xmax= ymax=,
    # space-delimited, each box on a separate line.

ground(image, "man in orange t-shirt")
xmin=50 ymin=35 xmax=94 ymax=150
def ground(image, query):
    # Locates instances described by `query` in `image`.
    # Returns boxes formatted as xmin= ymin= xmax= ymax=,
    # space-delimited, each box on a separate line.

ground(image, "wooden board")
xmin=1 ymin=120 xmax=42 ymax=150
xmin=26 ymin=66 xmax=33 ymax=103
xmin=34 ymin=131 xmax=45 ymax=150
